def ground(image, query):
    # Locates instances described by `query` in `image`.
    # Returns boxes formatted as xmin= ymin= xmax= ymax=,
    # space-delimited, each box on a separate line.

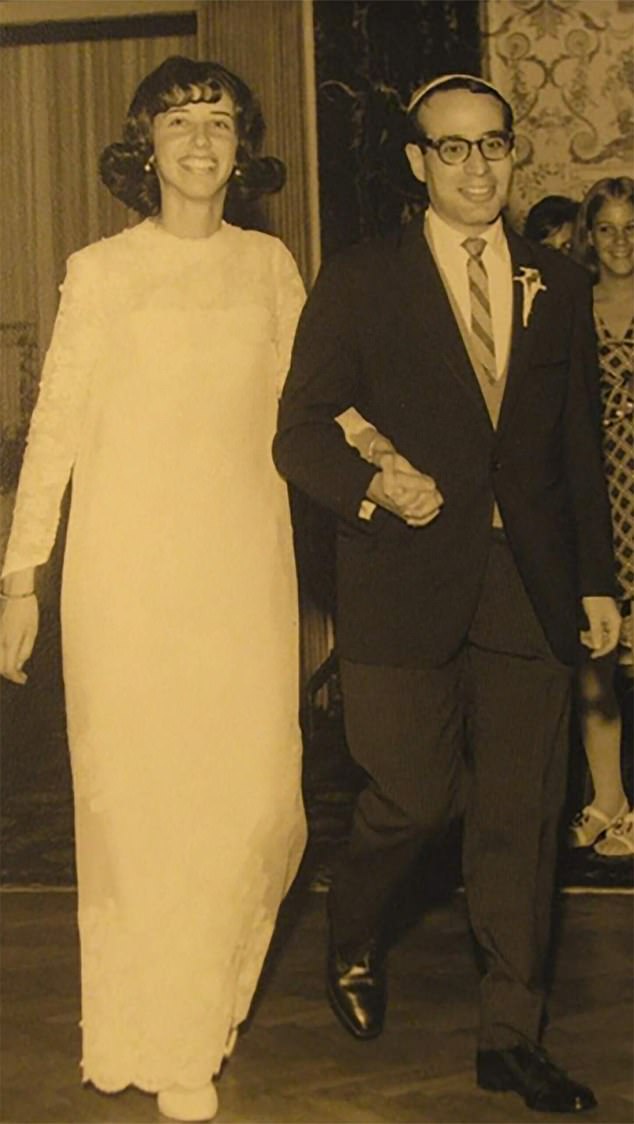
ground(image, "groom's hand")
xmin=367 ymin=453 xmax=443 ymax=526
xmin=580 ymin=595 xmax=622 ymax=659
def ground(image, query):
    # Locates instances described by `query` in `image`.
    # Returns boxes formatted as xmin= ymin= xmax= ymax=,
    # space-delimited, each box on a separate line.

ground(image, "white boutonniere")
xmin=513 ymin=266 xmax=547 ymax=327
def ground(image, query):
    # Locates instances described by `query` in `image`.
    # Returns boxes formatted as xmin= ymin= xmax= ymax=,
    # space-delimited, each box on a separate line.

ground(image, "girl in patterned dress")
xmin=568 ymin=177 xmax=634 ymax=857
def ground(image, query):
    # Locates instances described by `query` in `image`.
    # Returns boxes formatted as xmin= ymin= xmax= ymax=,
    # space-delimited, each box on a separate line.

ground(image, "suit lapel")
xmin=389 ymin=219 xmax=491 ymax=425
xmin=497 ymin=228 xmax=543 ymax=434
xmin=388 ymin=219 xmax=546 ymax=435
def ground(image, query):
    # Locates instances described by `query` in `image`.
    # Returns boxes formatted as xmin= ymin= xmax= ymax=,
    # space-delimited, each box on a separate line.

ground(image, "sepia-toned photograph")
xmin=0 ymin=1 xmax=632 ymax=1121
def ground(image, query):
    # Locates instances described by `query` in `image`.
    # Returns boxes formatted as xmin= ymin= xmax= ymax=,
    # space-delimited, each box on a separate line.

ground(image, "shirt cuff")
xmin=358 ymin=499 xmax=377 ymax=521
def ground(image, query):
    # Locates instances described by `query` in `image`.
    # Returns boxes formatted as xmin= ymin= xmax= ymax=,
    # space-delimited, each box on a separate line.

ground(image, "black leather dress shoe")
xmin=477 ymin=1043 xmax=597 ymax=1113
xmin=326 ymin=939 xmax=386 ymax=1039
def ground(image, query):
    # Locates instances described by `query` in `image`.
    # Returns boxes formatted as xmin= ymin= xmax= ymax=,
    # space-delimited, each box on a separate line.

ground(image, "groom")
xmin=274 ymin=74 xmax=619 ymax=1113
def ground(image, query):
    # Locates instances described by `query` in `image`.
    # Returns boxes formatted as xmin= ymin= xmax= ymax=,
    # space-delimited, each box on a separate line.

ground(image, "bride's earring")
xmin=144 ymin=154 xmax=155 ymax=173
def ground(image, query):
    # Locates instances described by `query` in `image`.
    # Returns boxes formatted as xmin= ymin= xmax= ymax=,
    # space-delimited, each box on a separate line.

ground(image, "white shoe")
xmin=567 ymin=799 xmax=629 ymax=847
xmin=157 ymin=1082 xmax=218 ymax=1122
xmin=595 ymin=811 xmax=634 ymax=856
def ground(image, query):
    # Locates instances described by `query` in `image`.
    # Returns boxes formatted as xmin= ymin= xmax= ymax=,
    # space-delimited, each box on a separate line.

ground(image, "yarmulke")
xmin=407 ymin=74 xmax=502 ymax=115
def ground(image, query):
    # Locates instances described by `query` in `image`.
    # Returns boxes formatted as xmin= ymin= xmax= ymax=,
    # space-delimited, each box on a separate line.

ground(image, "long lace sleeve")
xmin=272 ymin=240 xmax=306 ymax=396
xmin=2 ymin=249 xmax=104 ymax=578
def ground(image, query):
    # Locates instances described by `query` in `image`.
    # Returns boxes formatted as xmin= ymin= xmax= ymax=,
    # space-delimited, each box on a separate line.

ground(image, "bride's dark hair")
xmin=99 ymin=55 xmax=285 ymax=217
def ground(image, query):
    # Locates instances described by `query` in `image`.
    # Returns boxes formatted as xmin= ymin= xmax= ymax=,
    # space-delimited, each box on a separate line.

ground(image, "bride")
xmin=0 ymin=55 xmax=307 ymax=1122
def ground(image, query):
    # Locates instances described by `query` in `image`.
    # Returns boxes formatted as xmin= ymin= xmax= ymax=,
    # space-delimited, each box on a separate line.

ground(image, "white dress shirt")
xmin=425 ymin=207 xmax=513 ymax=380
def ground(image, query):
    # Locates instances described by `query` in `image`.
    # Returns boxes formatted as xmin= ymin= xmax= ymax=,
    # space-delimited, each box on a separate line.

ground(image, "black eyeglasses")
xmin=419 ymin=131 xmax=514 ymax=165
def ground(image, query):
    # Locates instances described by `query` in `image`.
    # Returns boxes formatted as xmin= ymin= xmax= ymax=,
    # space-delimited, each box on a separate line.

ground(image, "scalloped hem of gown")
xmin=83 ymin=1022 xmax=240 ymax=1093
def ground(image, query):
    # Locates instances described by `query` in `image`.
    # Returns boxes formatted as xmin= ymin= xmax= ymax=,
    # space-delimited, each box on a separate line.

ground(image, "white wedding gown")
xmin=2 ymin=219 xmax=307 ymax=1091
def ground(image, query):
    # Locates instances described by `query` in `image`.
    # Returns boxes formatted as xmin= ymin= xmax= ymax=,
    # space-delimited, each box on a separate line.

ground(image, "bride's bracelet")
xmin=0 ymin=590 xmax=35 ymax=600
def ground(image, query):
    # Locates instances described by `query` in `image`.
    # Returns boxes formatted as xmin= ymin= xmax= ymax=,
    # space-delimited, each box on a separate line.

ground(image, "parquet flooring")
xmin=1 ymin=887 xmax=631 ymax=1124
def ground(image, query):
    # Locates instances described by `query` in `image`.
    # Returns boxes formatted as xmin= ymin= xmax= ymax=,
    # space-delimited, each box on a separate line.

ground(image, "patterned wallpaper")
xmin=483 ymin=0 xmax=634 ymax=224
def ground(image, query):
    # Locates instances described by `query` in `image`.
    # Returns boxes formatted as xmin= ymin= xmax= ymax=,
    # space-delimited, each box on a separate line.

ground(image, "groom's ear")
xmin=405 ymin=143 xmax=426 ymax=185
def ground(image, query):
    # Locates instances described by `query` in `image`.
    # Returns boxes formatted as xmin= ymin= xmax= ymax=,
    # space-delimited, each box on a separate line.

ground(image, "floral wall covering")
xmin=483 ymin=0 xmax=634 ymax=225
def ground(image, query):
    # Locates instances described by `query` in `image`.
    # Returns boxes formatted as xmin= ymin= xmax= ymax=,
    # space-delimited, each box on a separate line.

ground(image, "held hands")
xmin=366 ymin=437 xmax=443 ymax=527
xmin=580 ymin=596 xmax=622 ymax=659
xmin=0 ymin=595 xmax=39 ymax=684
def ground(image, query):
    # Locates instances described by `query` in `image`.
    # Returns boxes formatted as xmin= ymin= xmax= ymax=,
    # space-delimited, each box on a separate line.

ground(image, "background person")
xmin=524 ymin=194 xmax=579 ymax=253
xmin=568 ymin=176 xmax=634 ymax=858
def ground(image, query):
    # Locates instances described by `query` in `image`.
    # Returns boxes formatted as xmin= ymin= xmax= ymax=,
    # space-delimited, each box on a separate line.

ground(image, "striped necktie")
xmin=462 ymin=236 xmax=499 ymax=383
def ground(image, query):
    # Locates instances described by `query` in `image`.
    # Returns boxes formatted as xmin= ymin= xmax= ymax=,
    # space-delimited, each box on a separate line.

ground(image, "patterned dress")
xmin=595 ymin=311 xmax=634 ymax=601
xmin=2 ymin=220 xmax=307 ymax=1092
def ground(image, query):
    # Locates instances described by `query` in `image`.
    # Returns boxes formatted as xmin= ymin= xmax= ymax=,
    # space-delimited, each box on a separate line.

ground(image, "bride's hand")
xmin=376 ymin=452 xmax=443 ymax=526
xmin=0 ymin=595 xmax=39 ymax=684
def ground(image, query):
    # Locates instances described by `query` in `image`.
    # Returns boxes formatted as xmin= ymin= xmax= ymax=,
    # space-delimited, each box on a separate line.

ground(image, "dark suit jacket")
xmin=273 ymin=215 xmax=616 ymax=668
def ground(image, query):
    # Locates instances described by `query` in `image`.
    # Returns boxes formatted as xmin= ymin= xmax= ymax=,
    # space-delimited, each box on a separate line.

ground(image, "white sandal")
xmin=157 ymin=1082 xmax=218 ymax=1122
xmin=595 ymin=811 xmax=634 ymax=857
xmin=567 ymin=799 xmax=629 ymax=848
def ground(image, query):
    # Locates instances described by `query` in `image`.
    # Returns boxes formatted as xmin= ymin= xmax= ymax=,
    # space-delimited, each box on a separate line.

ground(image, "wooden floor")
xmin=1 ymin=885 xmax=632 ymax=1124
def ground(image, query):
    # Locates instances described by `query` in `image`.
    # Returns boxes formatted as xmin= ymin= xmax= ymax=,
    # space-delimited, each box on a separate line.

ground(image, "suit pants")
xmin=329 ymin=532 xmax=573 ymax=1049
